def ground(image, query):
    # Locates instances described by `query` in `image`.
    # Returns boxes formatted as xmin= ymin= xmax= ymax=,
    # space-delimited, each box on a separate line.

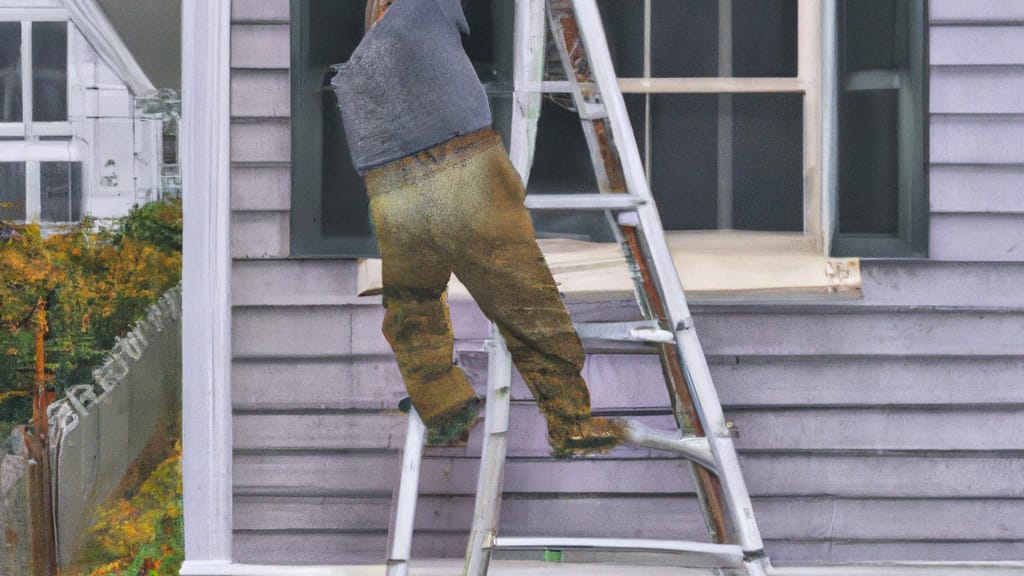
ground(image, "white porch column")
xmin=179 ymin=0 xmax=233 ymax=573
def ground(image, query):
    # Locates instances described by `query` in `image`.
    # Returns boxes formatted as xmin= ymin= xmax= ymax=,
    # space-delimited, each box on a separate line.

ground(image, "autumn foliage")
xmin=0 ymin=199 xmax=182 ymax=437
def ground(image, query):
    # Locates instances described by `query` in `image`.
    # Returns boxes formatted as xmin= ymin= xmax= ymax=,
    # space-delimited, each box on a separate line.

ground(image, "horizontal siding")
xmin=231 ymin=165 xmax=291 ymax=211
xmin=858 ymin=261 xmax=1024 ymax=307
xmin=930 ymin=214 xmax=1024 ymax=261
xmin=930 ymin=66 xmax=1024 ymax=114
xmin=232 ymin=0 xmax=288 ymax=23
xmin=930 ymin=26 xmax=1024 ymax=66
xmin=930 ymin=165 xmax=1024 ymax=213
xmin=930 ymin=114 xmax=1024 ymax=165
xmin=231 ymin=211 xmax=289 ymax=259
xmin=231 ymin=119 xmax=290 ymax=163
xmin=230 ymin=24 xmax=290 ymax=69
xmin=930 ymin=0 xmax=1024 ymax=24
xmin=231 ymin=70 xmax=290 ymax=118
xmin=233 ymin=303 xmax=1024 ymax=358
xmin=234 ymin=353 xmax=1024 ymax=412
xmin=232 ymin=260 xmax=358 ymax=306
xmin=235 ymin=453 xmax=1024 ymax=499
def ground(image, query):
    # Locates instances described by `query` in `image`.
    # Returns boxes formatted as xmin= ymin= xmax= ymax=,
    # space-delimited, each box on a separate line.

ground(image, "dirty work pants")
xmin=364 ymin=128 xmax=592 ymax=429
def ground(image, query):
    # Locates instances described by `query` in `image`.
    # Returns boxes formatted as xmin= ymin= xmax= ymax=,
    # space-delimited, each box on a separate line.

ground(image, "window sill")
xmin=357 ymin=230 xmax=862 ymax=303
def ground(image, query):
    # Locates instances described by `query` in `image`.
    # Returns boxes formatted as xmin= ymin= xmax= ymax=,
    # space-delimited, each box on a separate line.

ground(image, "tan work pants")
xmin=364 ymin=128 xmax=593 ymax=429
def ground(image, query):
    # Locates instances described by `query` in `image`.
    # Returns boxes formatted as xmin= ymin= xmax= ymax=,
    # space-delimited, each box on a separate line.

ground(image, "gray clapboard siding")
xmin=930 ymin=213 xmax=1024 ymax=261
xmin=930 ymin=26 xmax=1024 ymax=66
xmin=930 ymin=114 xmax=1024 ymax=165
xmin=231 ymin=70 xmax=290 ymax=118
xmin=233 ymin=412 xmax=406 ymax=451
xmin=232 ymin=532 xmax=467 ymax=566
xmin=232 ymin=356 xmax=404 ymax=411
xmin=231 ymin=165 xmax=291 ymax=211
xmin=232 ymin=494 xmax=1024 ymax=542
xmin=232 ymin=0 xmax=289 ymax=23
xmin=763 ymin=540 xmax=1024 ymax=564
xmin=930 ymin=66 xmax=1024 ymax=115
xmin=231 ymin=210 xmax=290 ymax=259
xmin=232 ymin=260 xmax=359 ymax=305
xmin=858 ymin=260 xmax=1024 ymax=307
xmin=930 ymin=165 xmax=1024 ymax=214
xmin=233 ymin=452 xmax=1024 ymax=499
xmin=231 ymin=118 xmax=290 ymax=163
xmin=230 ymin=24 xmax=290 ymax=68
xmin=232 ymin=302 xmax=1024 ymax=358
xmin=930 ymin=0 xmax=1024 ymax=24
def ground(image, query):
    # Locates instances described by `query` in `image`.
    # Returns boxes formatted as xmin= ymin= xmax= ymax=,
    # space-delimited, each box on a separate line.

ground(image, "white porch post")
xmin=179 ymin=0 xmax=233 ymax=574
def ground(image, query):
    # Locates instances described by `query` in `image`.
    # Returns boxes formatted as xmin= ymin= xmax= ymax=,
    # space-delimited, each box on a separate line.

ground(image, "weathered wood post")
xmin=25 ymin=297 xmax=57 ymax=576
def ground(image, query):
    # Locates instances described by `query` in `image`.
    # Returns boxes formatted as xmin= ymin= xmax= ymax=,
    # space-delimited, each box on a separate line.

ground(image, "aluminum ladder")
xmin=385 ymin=1 xmax=770 ymax=575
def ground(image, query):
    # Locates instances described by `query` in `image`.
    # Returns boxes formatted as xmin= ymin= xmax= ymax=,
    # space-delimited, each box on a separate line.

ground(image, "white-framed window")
xmin=292 ymin=0 xmax=927 ymax=262
xmin=0 ymin=16 xmax=83 ymax=223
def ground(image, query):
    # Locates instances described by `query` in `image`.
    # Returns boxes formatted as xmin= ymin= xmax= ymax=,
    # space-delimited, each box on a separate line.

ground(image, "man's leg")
xmin=434 ymin=142 xmax=622 ymax=455
xmin=369 ymin=186 xmax=479 ymax=442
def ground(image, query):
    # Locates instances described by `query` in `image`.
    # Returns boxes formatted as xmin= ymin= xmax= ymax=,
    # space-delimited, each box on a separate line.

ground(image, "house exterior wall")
xmin=227 ymin=0 xmax=1024 ymax=566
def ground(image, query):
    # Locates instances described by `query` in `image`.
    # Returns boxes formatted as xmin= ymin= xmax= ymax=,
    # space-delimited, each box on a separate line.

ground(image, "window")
xmin=0 ymin=19 xmax=77 ymax=223
xmin=291 ymin=0 xmax=927 ymax=259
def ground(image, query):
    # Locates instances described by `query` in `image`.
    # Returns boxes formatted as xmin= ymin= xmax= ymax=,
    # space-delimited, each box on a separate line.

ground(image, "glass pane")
xmin=649 ymin=94 xmax=719 ymax=229
xmin=40 ymin=161 xmax=82 ymax=222
xmin=838 ymin=90 xmax=899 ymax=235
xmin=651 ymin=0 xmax=718 ymax=78
xmin=33 ymin=22 xmax=68 ymax=122
xmin=733 ymin=0 xmax=798 ymax=77
xmin=649 ymin=0 xmax=797 ymax=78
xmin=0 ymin=22 xmax=22 ymax=123
xmin=0 ymin=163 xmax=26 ymax=221
xmin=843 ymin=0 xmax=897 ymax=72
xmin=463 ymin=0 xmax=514 ymax=88
xmin=647 ymin=94 xmax=803 ymax=232
xmin=732 ymin=93 xmax=803 ymax=231
xmin=598 ymin=0 xmax=645 ymax=77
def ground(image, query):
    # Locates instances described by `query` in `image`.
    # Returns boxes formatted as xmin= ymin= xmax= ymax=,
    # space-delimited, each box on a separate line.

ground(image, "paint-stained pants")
xmin=364 ymin=128 xmax=592 ymax=429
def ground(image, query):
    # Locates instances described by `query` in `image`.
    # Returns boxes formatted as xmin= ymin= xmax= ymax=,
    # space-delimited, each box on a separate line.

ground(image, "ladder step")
xmin=489 ymin=537 xmax=746 ymax=568
xmin=524 ymin=193 xmax=645 ymax=211
xmin=574 ymin=320 xmax=675 ymax=344
xmin=622 ymin=420 xmax=717 ymax=471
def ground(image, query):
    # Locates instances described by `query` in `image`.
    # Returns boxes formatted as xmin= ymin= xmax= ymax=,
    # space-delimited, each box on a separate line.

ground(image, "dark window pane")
xmin=843 ymin=0 xmax=898 ymax=72
xmin=733 ymin=0 xmax=798 ymax=77
xmin=598 ymin=0 xmax=645 ymax=77
xmin=463 ymin=0 xmax=514 ymax=88
xmin=649 ymin=94 xmax=718 ymax=230
xmin=33 ymin=22 xmax=68 ymax=122
xmin=0 ymin=163 xmax=26 ymax=221
xmin=40 ymin=161 xmax=82 ymax=222
xmin=651 ymin=0 xmax=718 ymax=77
xmin=0 ymin=23 xmax=22 ymax=123
xmin=838 ymin=90 xmax=899 ymax=235
xmin=732 ymin=93 xmax=803 ymax=231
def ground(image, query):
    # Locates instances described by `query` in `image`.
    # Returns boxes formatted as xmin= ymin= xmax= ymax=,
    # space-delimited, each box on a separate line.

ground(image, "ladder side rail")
xmin=386 ymin=408 xmax=427 ymax=576
xmin=463 ymin=287 xmax=516 ymax=575
xmin=572 ymin=0 xmax=765 ymax=553
xmin=508 ymin=0 xmax=547 ymax=182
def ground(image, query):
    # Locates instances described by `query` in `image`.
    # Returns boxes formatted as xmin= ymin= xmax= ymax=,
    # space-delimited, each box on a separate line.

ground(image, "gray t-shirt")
xmin=330 ymin=0 xmax=493 ymax=174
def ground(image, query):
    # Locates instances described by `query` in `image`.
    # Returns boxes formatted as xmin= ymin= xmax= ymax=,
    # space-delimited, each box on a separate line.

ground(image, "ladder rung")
xmin=623 ymin=420 xmax=717 ymax=471
xmin=489 ymin=537 xmax=746 ymax=568
xmin=524 ymin=193 xmax=645 ymax=211
xmin=574 ymin=320 xmax=675 ymax=344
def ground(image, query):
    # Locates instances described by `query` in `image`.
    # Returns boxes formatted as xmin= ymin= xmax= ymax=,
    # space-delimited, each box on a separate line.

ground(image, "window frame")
xmin=0 ymin=13 xmax=80 ymax=223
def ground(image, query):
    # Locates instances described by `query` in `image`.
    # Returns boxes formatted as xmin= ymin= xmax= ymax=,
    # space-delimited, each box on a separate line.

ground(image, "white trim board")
xmin=177 ymin=560 xmax=1024 ymax=576
xmin=180 ymin=0 xmax=233 ymax=567
xmin=61 ymin=0 xmax=155 ymax=97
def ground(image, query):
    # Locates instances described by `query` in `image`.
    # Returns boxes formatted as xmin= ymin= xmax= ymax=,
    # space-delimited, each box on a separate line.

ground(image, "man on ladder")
xmin=330 ymin=0 xmax=624 ymax=457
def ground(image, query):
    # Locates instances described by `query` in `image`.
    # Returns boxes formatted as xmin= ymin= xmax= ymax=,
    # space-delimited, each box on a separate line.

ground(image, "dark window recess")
xmin=292 ymin=0 xmax=516 ymax=257
xmin=0 ymin=23 xmax=22 ymax=123
xmin=733 ymin=0 xmax=798 ymax=77
xmin=32 ymin=22 xmax=68 ymax=122
xmin=40 ymin=162 xmax=82 ymax=222
xmin=834 ymin=0 xmax=927 ymax=257
xmin=642 ymin=93 xmax=802 ymax=232
xmin=0 ymin=163 xmax=26 ymax=221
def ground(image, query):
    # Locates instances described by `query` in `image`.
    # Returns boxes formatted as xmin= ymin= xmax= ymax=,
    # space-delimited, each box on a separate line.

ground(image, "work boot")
xmin=547 ymin=416 xmax=625 ymax=458
xmin=417 ymin=396 xmax=482 ymax=447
